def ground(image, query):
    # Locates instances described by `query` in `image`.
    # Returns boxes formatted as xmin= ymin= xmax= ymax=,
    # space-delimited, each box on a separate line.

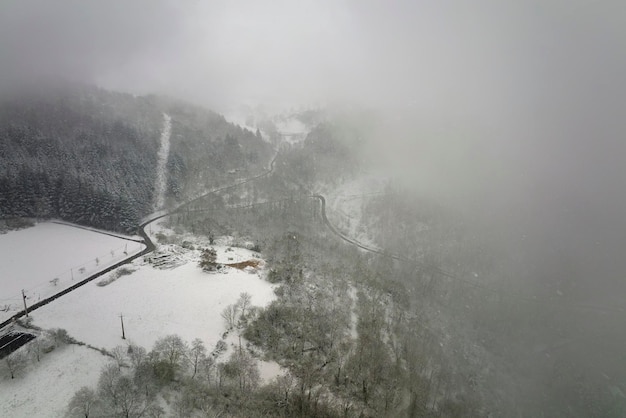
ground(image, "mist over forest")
xmin=1 ymin=1 xmax=626 ymax=417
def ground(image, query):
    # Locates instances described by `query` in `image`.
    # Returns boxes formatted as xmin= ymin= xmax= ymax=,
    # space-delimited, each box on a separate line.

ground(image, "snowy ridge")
xmin=153 ymin=113 xmax=171 ymax=211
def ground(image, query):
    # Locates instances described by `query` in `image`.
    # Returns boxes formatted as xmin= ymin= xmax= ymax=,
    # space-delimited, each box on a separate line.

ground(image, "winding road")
xmin=4 ymin=145 xmax=620 ymax=335
xmin=0 ymin=151 xmax=279 ymax=331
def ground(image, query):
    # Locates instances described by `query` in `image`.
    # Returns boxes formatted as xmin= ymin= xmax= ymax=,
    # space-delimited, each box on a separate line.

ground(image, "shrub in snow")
xmin=199 ymin=247 xmax=219 ymax=272
xmin=27 ymin=336 xmax=50 ymax=362
xmin=97 ymin=266 xmax=135 ymax=286
xmin=244 ymin=241 xmax=260 ymax=251
xmin=155 ymin=232 xmax=169 ymax=244
xmin=212 ymin=340 xmax=227 ymax=357
xmin=67 ymin=386 xmax=100 ymax=417
xmin=49 ymin=328 xmax=74 ymax=346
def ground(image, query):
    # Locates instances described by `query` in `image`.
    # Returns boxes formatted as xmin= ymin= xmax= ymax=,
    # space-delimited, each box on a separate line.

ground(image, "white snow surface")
xmin=0 ymin=345 xmax=109 ymax=418
xmin=0 ymin=222 xmax=144 ymax=323
xmin=274 ymin=117 xmax=308 ymax=144
xmin=1 ymin=221 xmax=281 ymax=417
xmin=153 ymin=113 xmax=171 ymax=211
xmin=31 ymin=243 xmax=276 ymax=353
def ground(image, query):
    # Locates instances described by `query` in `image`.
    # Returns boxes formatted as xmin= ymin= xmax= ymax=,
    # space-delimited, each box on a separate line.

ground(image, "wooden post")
xmin=21 ymin=289 xmax=29 ymax=317
xmin=120 ymin=314 xmax=126 ymax=339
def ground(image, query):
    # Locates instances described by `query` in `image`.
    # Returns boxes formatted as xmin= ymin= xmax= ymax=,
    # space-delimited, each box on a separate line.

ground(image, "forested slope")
xmin=163 ymin=98 xmax=273 ymax=200
xmin=165 ymin=120 xmax=487 ymax=417
xmin=0 ymin=83 xmax=273 ymax=232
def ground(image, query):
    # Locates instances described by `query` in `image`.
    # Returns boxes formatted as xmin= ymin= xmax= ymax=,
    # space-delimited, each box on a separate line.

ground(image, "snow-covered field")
xmin=0 ymin=345 xmax=109 ymax=418
xmin=31 ymin=247 xmax=275 ymax=352
xmin=0 ymin=220 xmax=279 ymax=417
xmin=0 ymin=222 xmax=144 ymax=323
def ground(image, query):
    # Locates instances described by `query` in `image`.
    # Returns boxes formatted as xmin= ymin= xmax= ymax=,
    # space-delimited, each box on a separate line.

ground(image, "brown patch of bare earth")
xmin=224 ymin=259 xmax=264 ymax=270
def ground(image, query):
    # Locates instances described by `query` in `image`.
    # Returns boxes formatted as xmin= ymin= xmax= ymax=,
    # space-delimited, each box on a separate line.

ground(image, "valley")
xmin=0 ymin=83 xmax=624 ymax=417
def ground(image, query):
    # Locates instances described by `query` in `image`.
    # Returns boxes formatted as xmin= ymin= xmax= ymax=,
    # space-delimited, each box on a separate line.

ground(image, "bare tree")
xmin=114 ymin=375 xmax=150 ymax=418
xmin=149 ymin=335 xmax=189 ymax=380
xmin=67 ymin=386 xmax=100 ymax=418
xmin=97 ymin=363 xmax=150 ymax=418
xmin=199 ymin=355 xmax=216 ymax=385
xmin=111 ymin=346 xmax=128 ymax=370
xmin=97 ymin=363 xmax=122 ymax=405
xmin=172 ymin=389 xmax=195 ymax=418
xmin=127 ymin=344 xmax=147 ymax=369
xmin=221 ymin=350 xmax=260 ymax=393
xmin=5 ymin=350 xmax=27 ymax=379
xmin=237 ymin=292 xmax=252 ymax=319
xmin=221 ymin=304 xmax=239 ymax=330
xmin=27 ymin=337 xmax=45 ymax=362
xmin=189 ymin=338 xmax=207 ymax=379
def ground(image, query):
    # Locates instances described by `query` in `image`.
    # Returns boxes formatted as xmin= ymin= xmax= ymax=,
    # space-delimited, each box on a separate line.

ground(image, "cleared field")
xmin=0 ymin=344 xmax=109 ymax=418
xmin=0 ymin=220 xmax=279 ymax=417
xmin=0 ymin=222 xmax=144 ymax=323
xmin=31 ymin=244 xmax=275 ymax=352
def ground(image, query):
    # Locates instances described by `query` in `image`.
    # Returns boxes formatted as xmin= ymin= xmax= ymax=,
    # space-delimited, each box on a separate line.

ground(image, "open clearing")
xmin=0 ymin=222 xmax=144 ymax=323
xmin=0 ymin=221 xmax=279 ymax=417
xmin=0 ymin=344 xmax=109 ymax=418
xmin=31 ymin=247 xmax=276 ymax=352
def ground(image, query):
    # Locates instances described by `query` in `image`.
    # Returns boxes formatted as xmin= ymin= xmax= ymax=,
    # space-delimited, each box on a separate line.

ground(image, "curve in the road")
xmin=1 ymin=150 xmax=279 ymax=331
xmin=312 ymin=195 xmax=626 ymax=315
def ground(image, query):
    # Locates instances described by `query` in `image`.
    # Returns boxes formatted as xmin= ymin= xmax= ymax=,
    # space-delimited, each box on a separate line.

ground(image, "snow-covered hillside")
xmin=153 ymin=113 xmax=171 ymax=211
xmin=319 ymin=175 xmax=388 ymax=248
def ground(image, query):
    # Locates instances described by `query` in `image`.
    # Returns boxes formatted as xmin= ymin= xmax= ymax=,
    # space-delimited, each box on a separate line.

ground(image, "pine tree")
xmin=199 ymin=247 xmax=218 ymax=272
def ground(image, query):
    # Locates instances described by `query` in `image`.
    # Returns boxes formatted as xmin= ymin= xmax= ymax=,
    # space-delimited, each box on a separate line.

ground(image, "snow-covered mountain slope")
xmin=153 ymin=113 xmax=171 ymax=211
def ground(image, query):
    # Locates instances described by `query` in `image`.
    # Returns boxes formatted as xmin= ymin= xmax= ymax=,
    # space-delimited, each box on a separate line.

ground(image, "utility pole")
xmin=21 ymin=289 xmax=29 ymax=317
xmin=119 ymin=314 xmax=126 ymax=339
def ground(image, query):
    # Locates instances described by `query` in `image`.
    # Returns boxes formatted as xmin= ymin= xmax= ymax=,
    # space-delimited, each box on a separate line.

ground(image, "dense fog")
xmin=2 ymin=0 xmax=626 ymax=414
